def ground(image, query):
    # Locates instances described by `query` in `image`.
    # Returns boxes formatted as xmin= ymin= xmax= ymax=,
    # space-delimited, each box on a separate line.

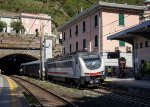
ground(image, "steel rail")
xmin=11 ymin=76 xmax=44 ymax=107
xmin=11 ymin=76 xmax=79 ymax=107
xmin=88 ymin=86 xmax=150 ymax=107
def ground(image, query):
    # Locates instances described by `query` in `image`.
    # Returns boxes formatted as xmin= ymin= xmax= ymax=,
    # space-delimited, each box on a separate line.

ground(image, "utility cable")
xmin=21 ymin=0 xmax=67 ymax=55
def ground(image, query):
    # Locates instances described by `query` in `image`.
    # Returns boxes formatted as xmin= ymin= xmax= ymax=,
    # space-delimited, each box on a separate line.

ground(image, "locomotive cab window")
xmin=82 ymin=54 xmax=101 ymax=70
xmin=82 ymin=54 xmax=100 ymax=61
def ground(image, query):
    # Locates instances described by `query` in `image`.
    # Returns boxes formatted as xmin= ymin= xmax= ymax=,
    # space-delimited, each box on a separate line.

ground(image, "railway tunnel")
xmin=0 ymin=54 xmax=38 ymax=75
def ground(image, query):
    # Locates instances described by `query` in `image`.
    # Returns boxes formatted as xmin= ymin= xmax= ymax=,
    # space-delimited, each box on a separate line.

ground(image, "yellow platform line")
xmin=4 ymin=76 xmax=17 ymax=107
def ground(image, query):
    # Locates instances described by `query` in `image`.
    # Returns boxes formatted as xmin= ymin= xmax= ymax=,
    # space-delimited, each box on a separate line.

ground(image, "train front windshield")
xmin=82 ymin=54 xmax=101 ymax=70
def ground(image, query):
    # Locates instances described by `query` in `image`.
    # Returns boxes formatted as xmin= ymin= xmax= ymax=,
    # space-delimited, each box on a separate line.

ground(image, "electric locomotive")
xmin=46 ymin=52 xmax=105 ymax=87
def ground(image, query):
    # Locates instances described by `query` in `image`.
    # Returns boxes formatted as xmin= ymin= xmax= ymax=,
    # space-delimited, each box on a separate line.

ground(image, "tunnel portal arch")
xmin=0 ymin=53 xmax=39 ymax=75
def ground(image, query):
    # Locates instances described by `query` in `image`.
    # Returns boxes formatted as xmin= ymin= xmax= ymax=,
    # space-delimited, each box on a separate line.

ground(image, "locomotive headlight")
xmin=95 ymin=80 xmax=99 ymax=83
xmin=103 ymin=71 xmax=105 ymax=74
xmin=90 ymin=80 xmax=93 ymax=83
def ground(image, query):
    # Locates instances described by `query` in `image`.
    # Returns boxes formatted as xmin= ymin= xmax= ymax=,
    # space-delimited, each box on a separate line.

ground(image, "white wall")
xmin=134 ymin=36 xmax=150 ymax=71
xmin=44 ymin=39 xmax=52 ymax=59
xmin=0 ymin=17 xmax=18 ymax=33
xmin=102 ymin=52 xmax=133 ymax=67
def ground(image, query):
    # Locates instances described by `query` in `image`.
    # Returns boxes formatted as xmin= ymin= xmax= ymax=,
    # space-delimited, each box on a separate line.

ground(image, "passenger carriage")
xmin=20 ymin=60 xmax=40 ymax=78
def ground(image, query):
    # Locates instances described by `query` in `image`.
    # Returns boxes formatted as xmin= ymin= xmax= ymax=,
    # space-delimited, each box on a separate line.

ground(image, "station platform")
xmin=104 ymin=76 xmax=150 ymax=94
xmin=0 ymin=74 xmax=29 ymax=107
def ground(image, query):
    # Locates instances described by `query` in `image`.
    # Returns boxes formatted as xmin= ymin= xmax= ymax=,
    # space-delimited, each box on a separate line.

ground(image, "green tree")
xmin=0 ymin=0 xmax=145 ymax=27
xmin=0 ymin=21 xmax=7 ymax=32
xmin=10 ymin=21 xmax=24 ymax=33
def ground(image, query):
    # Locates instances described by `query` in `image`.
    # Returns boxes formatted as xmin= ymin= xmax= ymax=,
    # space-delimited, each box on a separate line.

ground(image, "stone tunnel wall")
xmin=0 ymin=49 xmax=40 ymax=59
xmin=0 ymin=33 xmax=40 ymax=59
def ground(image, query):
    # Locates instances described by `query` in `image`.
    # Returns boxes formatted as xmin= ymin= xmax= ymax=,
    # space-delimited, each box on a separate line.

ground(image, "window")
xmin=57 ymin=61 xmax=73 ymax=68
xmin=141 ymin=60 xmax=145 ymax=66
xmin=64 ymin=47 xmax=66 ymax=54
xmin=107 ymin=52 xmax=120 ymax=59
xmin=76 ymin=42 xmax=78 ymax=51
xmin=119 ymin=40 xmax=125 ymax=46
xmin=82 ymin=54 xmax=101 ymax=70
xmin=70 ymin=29 xmax=72 ymax=38
xmin=59 ymin=38 xmax=62 ymax=44
xmin=140 ymin=42 xmax=143 ymax=48
xmin=94 ymin=15 xmax=98 ymax=27
xmin=145 ymin=41 xmax=149 ymax=47
xmin=119 ymin=13 xmax=125 ymax=25
xmin=35 ymin=29 xmax=38 ymax=32
xmin=63 ymin=32 xmax=65 ymax=40
xmin=83 ymin=21 xmax=86 ymax=32
xmin=83 ymin=39 xmax=86 ymax=49
xmin=70 ymin=44 xmax=72 ymax=52
xmin=5 ymin=27 xmax=7 ymax=32
xmin=135 ymin=43 xmax=138 ymax=49
xmin=75 ymin=25 xmax=78 ymax=35
xmin=95 ymin=35 xmax=98 ymax=47
xmin=35 ymin=29 xmax=39 ymax=37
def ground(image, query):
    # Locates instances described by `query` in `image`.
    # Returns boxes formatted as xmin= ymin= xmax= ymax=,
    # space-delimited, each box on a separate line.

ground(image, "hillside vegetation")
xmin=0 ymin=0 xmax=145 ymax=27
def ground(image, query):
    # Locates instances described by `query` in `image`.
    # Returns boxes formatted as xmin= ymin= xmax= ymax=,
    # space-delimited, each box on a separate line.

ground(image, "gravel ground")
xmin=19 ymin=76 xmax=136 ymax=107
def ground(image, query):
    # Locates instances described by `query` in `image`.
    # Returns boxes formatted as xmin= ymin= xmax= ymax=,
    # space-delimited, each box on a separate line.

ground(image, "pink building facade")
xmin=21 ymin=13 xmax=51 ymax=36
xmin=108 ymin=0 xmax=150 ymax=79
xmin=58 ymin=1 xmax=144 ymax=68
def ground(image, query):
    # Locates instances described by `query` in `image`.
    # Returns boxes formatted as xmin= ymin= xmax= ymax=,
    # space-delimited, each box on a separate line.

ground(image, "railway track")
xmin=12 ymin=76 xmax=150 ymax=107
xmin=87 ymin=86 xmax=150 ymax=107
xmin=48 ymin=79 xmax=150 ymax=106
xmin=11 ymin=76 xmax=78 ymax=107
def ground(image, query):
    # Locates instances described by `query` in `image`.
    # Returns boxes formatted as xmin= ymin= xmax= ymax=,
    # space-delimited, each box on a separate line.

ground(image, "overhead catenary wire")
xmin=5 ymin=0 xmax=142 ymax=56
xmin=6 ymin=1 xmax=47 ymax=55
xmin=61 ymin=14 xmax=144 ymax=53
xmin=62 ymin=14 xmax=131 ymax=42
xmin=51 ymin=2 xmax=135 ymax=53
xmin=22 ymin=0 xmax=67 ymax=53
xmin=41 ymin=0 xmax=67 ymax=31
xmin=17 ymin=0 xmax=130 ymax=52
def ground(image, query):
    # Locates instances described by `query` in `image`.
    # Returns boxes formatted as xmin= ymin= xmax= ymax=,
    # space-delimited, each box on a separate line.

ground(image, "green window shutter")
xmin=119 ymin=13 xmax=124 ymax=25
xmin=119 ymin=40 xmax=125 ymax=46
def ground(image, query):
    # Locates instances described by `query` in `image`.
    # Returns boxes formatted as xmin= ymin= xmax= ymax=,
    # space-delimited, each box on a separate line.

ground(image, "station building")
xmin=108 ymin=0 xmax=150 ymax=79
xmin=58 ymin=1 xmax=144 ymax=68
